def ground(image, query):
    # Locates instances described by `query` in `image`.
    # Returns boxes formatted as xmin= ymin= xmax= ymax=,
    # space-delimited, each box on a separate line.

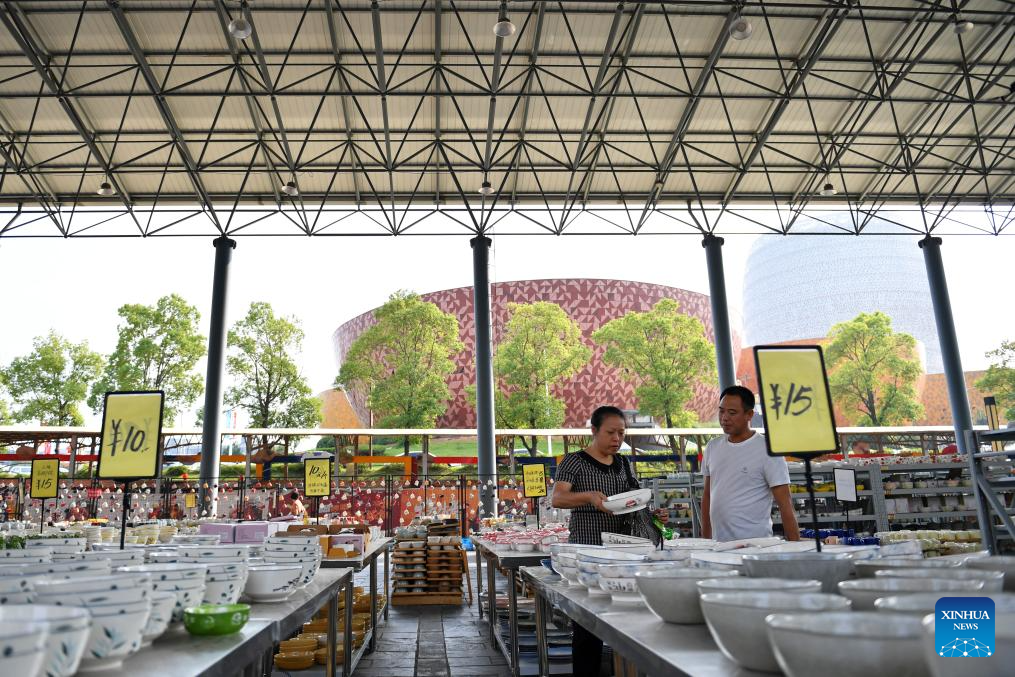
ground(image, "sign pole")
xmin=40 ymin=497 xmax=46 ymax=534
xmin=534 ymin=498 xmax=540 ymax=530
xmin=804 ymin=458 xmax=822 ymax=552
xmin=119 ymin=483 xmax=130 ymax=551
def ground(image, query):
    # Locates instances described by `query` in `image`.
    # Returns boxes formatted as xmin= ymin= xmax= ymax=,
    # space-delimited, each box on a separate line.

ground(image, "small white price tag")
xmin=833 ymin=467 xmax=857 ymax=503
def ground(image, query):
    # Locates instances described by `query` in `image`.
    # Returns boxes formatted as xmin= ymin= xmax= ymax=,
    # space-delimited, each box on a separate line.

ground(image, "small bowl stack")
xmin=0 ymin=619 xmax=48 ymax=677
xmin=27 ymin=536 xmax=86 ymax=561
xmin=0 ymin=576 xmax=35 ymax=605
xmin=176 ymin=546 xmax=249 ymax=605
xmin=117 ymin=563 xmax=207 ymax=622
xmin=0 ymin=605 xmax=91 ymax=677
xmin=263 ymin=535 xmax=322 ymax=589
xmin=170 ymin=534 xmax=220 ymax=546
xmin=80 ymin=549 xmax=145 ymax=567
xmin=0 ymin=546 xmax=51 ymax=567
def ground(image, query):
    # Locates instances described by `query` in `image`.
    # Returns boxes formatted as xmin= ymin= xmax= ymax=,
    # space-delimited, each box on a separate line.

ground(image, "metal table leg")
xmin=486 ymin=551 xmax=497 ymax=641
xmin=383 ymin=545 xmax=390 ymax=622
xmin=326 ymin=591 xmax=338 ymax=677
xmin=369 ymin=553 xmax=378 ymax=653
xmin=476 ymin=542 xmax=484 ymax=617
xmin=534 ymin=588 xmax=548 ymax=677
xmin=343 ymin=579 xmax=354 ymax=676
xmin=508 ymin=568 xmax=520 ymax=677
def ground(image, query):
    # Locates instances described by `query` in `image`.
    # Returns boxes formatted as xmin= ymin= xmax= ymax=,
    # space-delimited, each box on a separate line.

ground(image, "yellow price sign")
xmin=185 ymin=493 xmax=197 ymax=509
xmin=98 ymin=391 xmax=165 ymax=479
xmin=522 ymin=464 xmax=547 ymax=498
xmin=30 ymin=458 xmax=59 ymax=499
xmin=304 ymin=458 xmax=331 ymax=497
xmin=754 ymin=346 xmax=839 ymax=456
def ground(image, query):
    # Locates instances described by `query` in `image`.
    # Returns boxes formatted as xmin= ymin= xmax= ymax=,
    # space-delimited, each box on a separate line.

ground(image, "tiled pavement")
xmin=353 ymin=604 xmax=511 ymax=677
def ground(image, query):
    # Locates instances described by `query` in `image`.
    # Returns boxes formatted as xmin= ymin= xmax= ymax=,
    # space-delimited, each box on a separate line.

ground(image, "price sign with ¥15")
xmin=754 ymin=346 xmax=839 ymax=457
xmin=30 ymin=458 xmax=60 ymax=499
xmin=304 ymin=458 xmax=332 ymax=497
xmin=97 ymin=391 xmax=165 ymax=479
xmin=522 ymin=464 xmax=547 ymax=498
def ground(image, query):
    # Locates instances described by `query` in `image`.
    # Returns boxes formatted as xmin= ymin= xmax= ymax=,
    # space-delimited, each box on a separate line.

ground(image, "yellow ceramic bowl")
xmin=274 ymin=651 xmax=315 ymax=671
xmin=279 ymin=638 xmax=318 ymax=652
xmin=314 ymin=647 xmax=345 ymax=665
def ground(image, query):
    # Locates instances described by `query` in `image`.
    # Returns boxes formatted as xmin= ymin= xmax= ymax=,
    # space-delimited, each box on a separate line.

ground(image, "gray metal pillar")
xmin=471 ymin=235 xmax=497 ymax=518
xmin=702 ymin=234 xmax=736 ymax=390
xmin=920 ymin=236 xmax=973 ymax=453
xmin=199 ymin=236 xmax=236 ymax=514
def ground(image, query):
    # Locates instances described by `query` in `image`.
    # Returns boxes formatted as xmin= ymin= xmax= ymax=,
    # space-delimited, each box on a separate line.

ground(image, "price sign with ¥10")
xmin=304 ymin=458 xmax=332 ymax=497
xmin=97 ymin=391 xmax=165 ymax=479
xmin=754 ymin=345 xmax=839 ymax=457
xmin=30 ymin=458 xmax=60 ymax=499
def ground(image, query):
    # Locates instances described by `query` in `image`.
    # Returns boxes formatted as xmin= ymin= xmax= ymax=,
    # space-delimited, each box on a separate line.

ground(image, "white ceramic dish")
xmin=701 ymin=592 xmax=850 ymax=672
xmin=117 ymin=563 xmax=207 ymax=581
xmin=140 ymin=591 xmax=176 ymax=647
xmin=35 ymin=584 xmax=150 ymax=606
xmin=854 ymin=557 xmax=961 ymax=578
xmin=838 ymin=577 xmax=986 ymax=610
xmin=33 ymin=573 xmax=151 ymax=595
xmin=964 ymin=555 xmax=1015 ymax=591
xmin=245 ymin=564 xmax=301 ymax=602
xmin=696 ymin=577 xmax=822 ymax=595
xmin=635 ymin=567 xmax=739 ymax=624
xmin=0 ymin=606 xmax=90 ymax=677
xmin=742 ymin=552 xmax=854 ymax=593
xmin=921 ymin=611 xmax=1014 ymax=676
xmin=76 ymin=602 xmax=150 ymax=672
xmin=875 ymin=592 xmax=1015 ymax=615
xmin=202 ymin=578 xmax=244 ymax=605
xmin=874 ymin=567 xmax=1005 ymax=591
xmin=602 ymin=489 xmax=652 ymax=515
xmin=1 ymin=547 xmax=52 ymax=559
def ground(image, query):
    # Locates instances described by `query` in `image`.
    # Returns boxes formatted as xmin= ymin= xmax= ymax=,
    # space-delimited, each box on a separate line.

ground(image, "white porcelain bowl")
xmin=117 ymin=563 xmax=207 ymax=581
xmin=203 ymin=577 xmax=244 ymax=605
xmin=244 ymin=564 xmax=301 ymax=602
xmin=965 ymin=556 xmax=1015 ymax=591
xmin=77 ymin=602 xmax=150 ymax=672
xmin=27 ymin=538 xmax=85 ymax=548
xmin=263 ymin=543 xmax=320 ymax=553
xmin=576 ymin=549 xmax=645 ymax=565
xmin=921 ymin=611 xmax=1014 ymax=676
xmin=0 ymin=590 xmax=34 ymax=605
xmin=854 ymin=557 xmax=961 ymax=578
xmin=0 ymin=618 xmax=48 ymax=654
xmin=701 ymin=592 xmax=851 ymax=672
xmin=265 ymin=536 xmax=317 ymax=546
xmin=262 ymin=550 xmax=322 ymax=561
xmin=602 ymin=489 xmax=651 ymax=514
xmin=177 ymin=546 xmax=249 ymax=558
xmin=34 ymin=573 xmax=151 ymax=595
xmin=557 ymin=565 xmax=580 ymax=585
xmin=696 ymin=577 xmax=822 ymax=595
xmin=689 ymin=551 xmax=747 ymax=572
xmin=1 ymin=547 xmax=52 ymax=559
xmin=635 ymin=567 xmax=739 ymax=624
xmin=838 ymin=577 xmax=986 ymax=610
xmin=874 ymin=567 xmax=1005 ymax=592
xmin=35 ymin=584 xmax=150 ymax=606
xmin=598 ymin=562 xmax=684 ymax=602
xmin=646 ymin=549 xmax=692 ymax=562
xmin=767 ymin=612 xmax=924 ymax=677
xmin=742 ymin=552 xmax=854 ymax=593
xmin=876 ymin=592 xmax=1015 ymax=616
xmin=141 ymin=591 xmax=177 ymax=647
xmin=37 ymin=560 xmax=112 ymax=576
xmin=0 ymin=606 xmax=89 ymax=677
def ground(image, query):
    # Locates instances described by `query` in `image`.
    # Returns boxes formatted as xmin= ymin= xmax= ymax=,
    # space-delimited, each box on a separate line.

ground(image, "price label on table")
xmin=522 ymin=464 xmax=547 ymax=498
xmin=30 ymin=457 xmax=59 ymax=499
xmin=304 ymin=457 xmax=331 ymax=497
xmin=833 ymin=467 xmax=858 ymax=503
xmin=97 ymin=391 xmax=165 ymax=479
xmin=754 ymin=345 xmax=839 ymax=457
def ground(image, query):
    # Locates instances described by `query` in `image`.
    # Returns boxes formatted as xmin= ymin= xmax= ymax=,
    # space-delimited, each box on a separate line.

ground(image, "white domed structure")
xmin=742 ymin=229 xmax=940 ymax=372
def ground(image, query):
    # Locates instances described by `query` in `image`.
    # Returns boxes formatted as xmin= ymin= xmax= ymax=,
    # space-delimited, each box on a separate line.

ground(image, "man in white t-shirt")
xmin=702 ymin=385 xmax=800 ymax=542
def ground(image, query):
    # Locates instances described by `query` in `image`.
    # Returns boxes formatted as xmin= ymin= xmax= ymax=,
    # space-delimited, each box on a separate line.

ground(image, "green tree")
xmin=88 ymin=294 xmax=206 ymax=425
xmin=337 ymin=291 xmax=463 ymax=453
xmin=825 ymin=311 xmax=923 ymax=426
xmin=977 ymin=340 xmax=1015 ymax=420
xmin=593 ymin=299 xmax=716 ymax=458
xmin=226 ymin=302 xmax=321 ymax=455
xmin=492 ymin=302 xmax=590 ymax=455
xmin=2 ymin=331 xmax=104 ymax=425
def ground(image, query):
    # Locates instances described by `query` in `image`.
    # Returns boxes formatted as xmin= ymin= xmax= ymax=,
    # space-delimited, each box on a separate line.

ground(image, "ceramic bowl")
xmin=35 ymin=584 xmax=150 ymax=606
xmin=575 ymin=567 xmax=607 ymax=595
xmin=646 ymin=549 xmax=692 ymax=562
xmin=183 ymin=603 xmax=249 ymax=636
xmin=635 ymin=567 xmax=739 ymax=624
xmin=838 ymin=577 xmax=986 ymax=610
xmin=702 ymin=592 xmax=851 ymax=672
xmin=149 ymin=581 xmax=206 ymax=623
xmin=875 ymin=592 xmax=1015 ymax=616
xmin=0 ymin=606 xmax=89 ymax=677
xmin=177 ymin=546 xmax=250 ymax=558
xmin=33 ymin=573 xmax=151 ymax=595
xmin=556 ymin=565 xmax=580 ymax=585
xmin=263 ymin=542 xmax=320 ymax=553
xmin=37 ymin=560 xmax=111 ymax=576
xmin=0 ymin=619 xmax=48 ymax=654
xmin=141 ymin=591 xmax=177 ymax=647
xmin=696 ymin=577 xmax=822 ymax=595
xmin=266 ymin=535 xmax=317 ymax=545
xmin=921 ymin=611 xmax=1014 ymax=675
xmin=202 ymin=576 xmax=245 ymax=605
xmin=0 ymin=591 xmax=35 ymax=604
xmin=27 ymin=538 xmax=85 ymax=548
xmin=245 ymin=564 xmax=301 ymax=602
xmin=117 ymin=563 xmax=208 ymax=581
xmin=76 ymin=602 xmax=150 ymax=672
xmin=965 ymin=556 xmax=1015 ymax=591
xmin=1 ymin=547 xmax=52 ymax=559
xmin=768 ymin=612 xmax=924 ymax=677
xmin=576 ymin=549 xmax=645 ymax=565
xmin=598 ymin=562 xmax=685 ymax=602
xmin=205 ymin=562 xmax=248 ymax=576
xmin=688 ymin=551 xmax=747 ymax=572
xmin=874 ymin=567 xmax=1005 ymax=592
xmin=274 ymin=650 xmax=315 ymax=670
xmin=602 ymin=489 xmax=651 ymax=513
xmin=742 ymin=552 xmax=854 ymax=593
xmin=854 ymin=557 xmax=961 ymax=578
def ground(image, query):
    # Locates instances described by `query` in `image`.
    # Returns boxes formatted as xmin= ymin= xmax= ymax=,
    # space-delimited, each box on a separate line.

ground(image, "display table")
xmin=472 ymin=538 xmax=551 ymax=677
xmin=321 ymin=535 xmax=392 ymax=651
xmin=520 ymin=566 xmax=763 ymax=677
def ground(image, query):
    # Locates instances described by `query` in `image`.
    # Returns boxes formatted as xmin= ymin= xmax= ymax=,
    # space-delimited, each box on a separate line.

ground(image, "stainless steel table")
xmin=520 ymin=566 xmax=764 ymax=677
xmin=321 ymin=536 xmax=393 ymax=651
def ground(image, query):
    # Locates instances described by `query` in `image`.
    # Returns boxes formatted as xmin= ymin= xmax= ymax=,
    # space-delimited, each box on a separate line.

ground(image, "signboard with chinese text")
xmin=522 ymin=464 xmax=547 ymax=498
xmin=97 ymin=391 xmax=165 ymax=479
xmin=185 ymin=493 xmax=197 ymax=509
xmin=304 ymin=458 xmax=332 ymax=497
xmin=30 ymin=458 xmax=59 ymax=499
xmin=754 ymin=346 xmax=839 ymax=457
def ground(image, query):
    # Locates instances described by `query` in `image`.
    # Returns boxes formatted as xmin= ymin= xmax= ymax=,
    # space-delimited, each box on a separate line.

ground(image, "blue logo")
xmin=935 ymin=597 xmax=995 ymax=658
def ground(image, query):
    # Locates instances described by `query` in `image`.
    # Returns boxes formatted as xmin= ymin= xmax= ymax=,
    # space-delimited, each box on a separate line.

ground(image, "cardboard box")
xmin=287 ymin=524 xmax=328 ymax=536
xmin=329 ymin=534 xmax=365 ymax=552
xmin=234 ymin=522 xmax=270 ymax=543
xmin=198 ymin=522 xmax=235 ymax=543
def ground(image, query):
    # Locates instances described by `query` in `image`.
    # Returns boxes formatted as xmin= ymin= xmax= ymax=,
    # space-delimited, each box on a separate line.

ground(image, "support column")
xmin=920 ymin=236 xmax=973 ymax=452
xmin=471 ymin=235 xmax=497 ymax=519
xmin=199 ymin=236 xmax=236 ymax=514
xmin=702 ymin=234 xmax=736 ymax=390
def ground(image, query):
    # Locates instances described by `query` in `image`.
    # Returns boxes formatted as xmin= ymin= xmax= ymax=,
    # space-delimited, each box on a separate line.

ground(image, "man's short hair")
xmin=719 ymin=385 xmax=755 ymax=412
xmin=590 ymin=405 xmax=626 ymax=429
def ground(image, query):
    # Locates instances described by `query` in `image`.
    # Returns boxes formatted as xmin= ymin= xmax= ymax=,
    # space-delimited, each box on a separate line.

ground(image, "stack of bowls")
xmin=574 ymin=549 xmax=644 ymax=595
xmin=0 ymin=620 xmax=48 ymax=677
xmin=176 ymin=546 xmax=249 ymax=605
xmin=0 ymin=575 xmax=35 ymax=605
xmin=81 ymin=549 xmax=145 ymax=567
xmin=875 ymin=591 xmax=1015 ymax=616
xmin=117 ymin=563 xmax=207 ymax=622
xmin=27 ymin=537 xmax=85 ymax=561
xmin=0 ymin=605 xmax=91 ymax=677
xmin=634 ymin=568 xmax=739 ymax=624
xmin=853 ymin=557 xmax=961 ymax=578
xmin=838 ymin=577 xmax=985 ymax=610
xmin=1 ymin=546 xmax=51 ymax=566
xmin=262 ymin=536 xmax=321 ymax=588
xmin=39 ymin=559 xmax=112 ymax=580
xmin=873 ymin=567 xmax=1005 ymax=592
xmin=597 ymin=561 xmax=686 ymax=602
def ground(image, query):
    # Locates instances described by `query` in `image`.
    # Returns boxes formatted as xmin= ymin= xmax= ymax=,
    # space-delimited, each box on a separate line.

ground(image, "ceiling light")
xmin=478 ymin=181 xmax=495 ymax=196
xmin=228 ymin=17 xmax=252 ymax=40
xmin=282 ymin=181 xmax=298 ymax=197
xmin=493 ymin=19 xmax=516 ymax=38
xmin=954 ymin=20 xmax=973 ymax=35
xmin=820 ymin=182 xmax=837 ymax=197
xmin=96 ymin=181 xmax=115 ymax=196
xmin=730 ymin=17 xmax=753 ymax=41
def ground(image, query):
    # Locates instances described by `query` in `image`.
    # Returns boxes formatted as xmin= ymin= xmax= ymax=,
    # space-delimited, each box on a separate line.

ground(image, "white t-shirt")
xmin=702 ymin=431 xmax=791 ymax=542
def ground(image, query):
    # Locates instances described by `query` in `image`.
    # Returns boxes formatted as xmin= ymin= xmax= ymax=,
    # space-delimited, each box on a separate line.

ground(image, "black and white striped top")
xmin=555 ymin=451 xmax=640 ymax=546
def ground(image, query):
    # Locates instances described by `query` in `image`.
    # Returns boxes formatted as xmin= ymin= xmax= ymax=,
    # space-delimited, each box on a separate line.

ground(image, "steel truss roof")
xmin=0 ymin=0 xmax=1012 ymax=238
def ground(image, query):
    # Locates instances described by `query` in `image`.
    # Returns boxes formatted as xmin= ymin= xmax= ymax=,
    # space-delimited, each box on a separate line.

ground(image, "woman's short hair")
xmin=590 ymin=405 xmax=626 ymax=429
xmin=719 ymin=385 xmax=755 ymax=411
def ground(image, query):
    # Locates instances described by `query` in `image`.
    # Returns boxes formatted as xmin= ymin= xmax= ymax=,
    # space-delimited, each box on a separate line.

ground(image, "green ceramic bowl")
xmin=183 ymin=603 xmax=250 ymax=636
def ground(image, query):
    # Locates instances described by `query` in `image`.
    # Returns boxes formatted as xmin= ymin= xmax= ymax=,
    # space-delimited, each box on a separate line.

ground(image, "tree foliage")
xmin=977 ymin=340 xmax=1015 ymax=420
xmin=593 ymin=298 xmax=715 ymax=428
xmin=87 ymin=294 xmax=206 ymax=425
xmin=492 ymin=302 xmax=590 ymax=454
xmin=825 ymin=311 xmax=923 ymax=426
xmin=1 ymin=331 xmax=104 ymax=425
xmin=225 ymin=302 xmax=321 ymax=433
xmin=336 ymin=292 xmax=463 ymax=450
